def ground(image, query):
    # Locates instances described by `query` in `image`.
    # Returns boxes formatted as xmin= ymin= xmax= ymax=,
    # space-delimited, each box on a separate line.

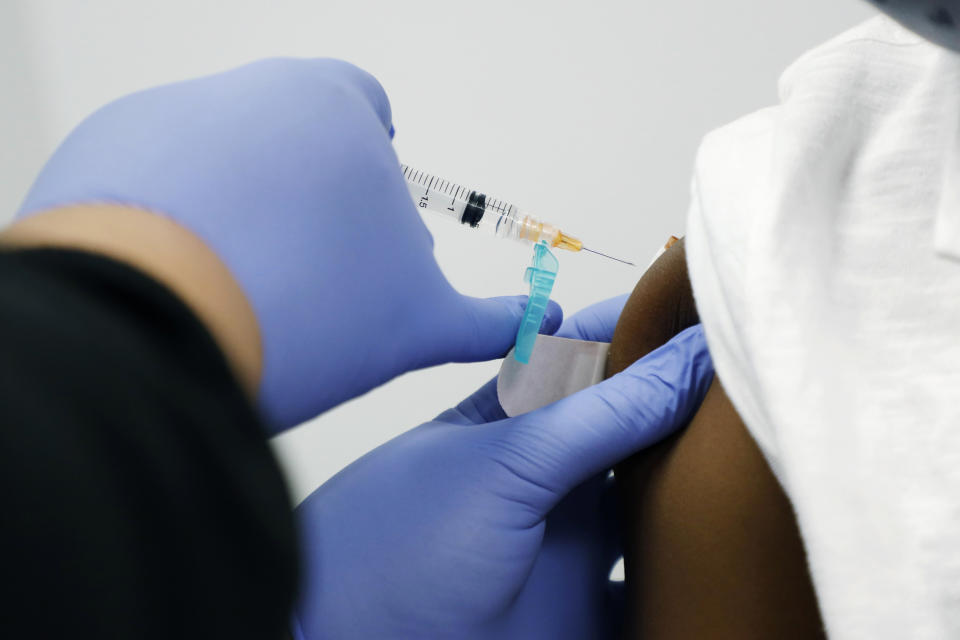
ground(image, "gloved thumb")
xmin=426 ymin=294 xmax=563 ymax=365
xmin=488 ymin=324 xmax=713 ymax=514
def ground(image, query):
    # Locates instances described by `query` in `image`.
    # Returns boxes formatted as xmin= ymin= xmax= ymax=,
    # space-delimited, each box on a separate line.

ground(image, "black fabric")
xmin=0 ymin=249 xmax=297 ymax=638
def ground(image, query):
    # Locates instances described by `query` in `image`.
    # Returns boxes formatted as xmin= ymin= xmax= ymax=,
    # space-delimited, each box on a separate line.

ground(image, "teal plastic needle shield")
xmin=514 ymin=241 xmax=559 ymax=364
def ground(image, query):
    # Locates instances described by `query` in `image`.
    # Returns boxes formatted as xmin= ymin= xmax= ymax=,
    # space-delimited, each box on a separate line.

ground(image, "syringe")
xmin=402 ymin=164 xmax=635 ymax=266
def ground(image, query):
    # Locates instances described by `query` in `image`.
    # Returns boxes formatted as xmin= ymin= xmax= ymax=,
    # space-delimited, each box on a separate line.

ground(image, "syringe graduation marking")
xmin=402 ymin=163 xmax=519 ymax=228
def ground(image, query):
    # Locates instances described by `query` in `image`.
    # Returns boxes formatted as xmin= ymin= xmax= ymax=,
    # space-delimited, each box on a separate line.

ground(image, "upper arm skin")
xmin=606 ymin=240 xmax=824 ymax=640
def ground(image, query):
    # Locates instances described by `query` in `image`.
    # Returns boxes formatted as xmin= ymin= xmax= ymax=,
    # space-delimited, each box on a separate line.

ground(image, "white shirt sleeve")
xmin=685 ymin=16 xmax=960 ymax=639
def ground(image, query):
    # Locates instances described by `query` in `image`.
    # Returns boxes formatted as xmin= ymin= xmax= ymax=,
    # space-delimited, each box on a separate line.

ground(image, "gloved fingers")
xmin=434 ymin=376 xmax=507 ymax=425
xmin=428 ymin=295 xmax=562 ymax=366
xmin=554 ymin=293 xmax=630 ymax=342
xmin=436 ymin=296 xmax=563 ymax=425
xmin=184 ymin=58 xmax=393 ymax=131
xmin=295 ymin=58 xmax=394 ymax=135
xmin=490 ymin=324 xmax=714 ymax=509
xmin=436 ymin=294 xmax=628 ymax=425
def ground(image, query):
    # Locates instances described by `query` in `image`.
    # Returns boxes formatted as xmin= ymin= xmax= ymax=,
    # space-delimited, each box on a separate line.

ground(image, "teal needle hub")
xmin=514 ymin=241 xmax=559 ymax=364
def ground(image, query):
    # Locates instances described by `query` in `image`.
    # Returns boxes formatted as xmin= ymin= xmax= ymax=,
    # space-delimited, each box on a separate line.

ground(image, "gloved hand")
xmin=17 ymin=58 xmax=559 ymax=430
xmin=293 ymin=295 xmax=715 ymax=639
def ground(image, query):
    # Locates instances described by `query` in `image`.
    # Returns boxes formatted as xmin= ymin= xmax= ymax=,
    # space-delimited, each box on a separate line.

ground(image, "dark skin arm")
xmin=606 ymin=240 xmax=825 ymax=640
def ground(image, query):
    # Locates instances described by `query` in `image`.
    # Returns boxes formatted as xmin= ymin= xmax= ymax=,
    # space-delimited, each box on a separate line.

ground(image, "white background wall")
xmin=1 ymin=0 xmax=872 ymax=503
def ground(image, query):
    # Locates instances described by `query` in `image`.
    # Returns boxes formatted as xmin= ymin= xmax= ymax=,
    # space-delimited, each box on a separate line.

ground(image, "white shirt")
xmin=686 ymin=17 xmax=960 ymax=639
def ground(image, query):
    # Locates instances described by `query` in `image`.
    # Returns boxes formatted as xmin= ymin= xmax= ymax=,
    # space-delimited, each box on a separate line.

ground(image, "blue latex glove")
xmin=293 ymin=296 xmax=715 ymax=639
xmin=17 ymin=58 xmax=559 ymax=430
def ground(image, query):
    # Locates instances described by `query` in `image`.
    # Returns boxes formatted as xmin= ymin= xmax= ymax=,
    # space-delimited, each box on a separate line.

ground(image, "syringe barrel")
xmin=402 ymin=163 xmax=583 ymax=251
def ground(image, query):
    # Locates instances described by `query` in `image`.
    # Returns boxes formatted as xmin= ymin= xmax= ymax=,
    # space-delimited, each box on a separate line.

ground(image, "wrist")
xmin=1 ymin=205 xmax=262 ymax=396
